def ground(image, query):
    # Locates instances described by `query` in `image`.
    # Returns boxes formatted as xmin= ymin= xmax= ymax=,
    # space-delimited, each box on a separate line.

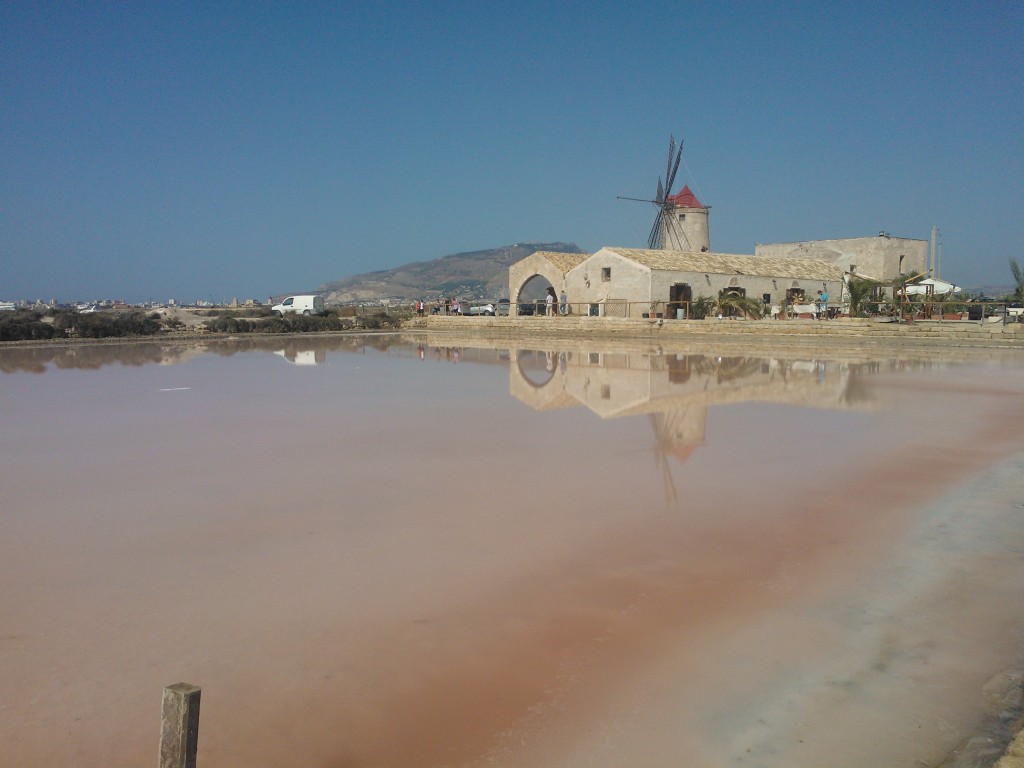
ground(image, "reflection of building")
xmin=510 ymin=348 xmax=872 ymax=504
xmin=275 ymin=348 xmax=326 ymax=365
xmin=511 ymin=349 xmax=863 ymax=419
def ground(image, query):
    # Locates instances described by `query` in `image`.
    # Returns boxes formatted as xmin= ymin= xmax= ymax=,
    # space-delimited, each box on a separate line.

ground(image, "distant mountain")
xmin=318 ymin=242 xmax=586 ymax=304
xmin=961 ymin=283 xmax=1015 ymax=299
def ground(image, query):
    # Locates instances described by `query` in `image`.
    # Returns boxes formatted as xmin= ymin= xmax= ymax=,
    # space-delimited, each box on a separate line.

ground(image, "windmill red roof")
xmin=666 ymin=185 xmax=704 ymax=208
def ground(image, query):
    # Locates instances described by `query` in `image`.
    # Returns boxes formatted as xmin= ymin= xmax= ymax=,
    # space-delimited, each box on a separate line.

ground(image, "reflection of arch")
xmin=516 ymin=349 xmax=557 ymax=388
xmin=508 ymin=349 xmax=577 ymax=412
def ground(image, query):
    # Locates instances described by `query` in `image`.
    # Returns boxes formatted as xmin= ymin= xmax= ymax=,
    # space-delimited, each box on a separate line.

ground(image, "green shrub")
xmin=0 ymin=311 xmax=57 ymax=341
xmin=286 ymin=314 xmax=345 ymax=332
xmin=689 ymin=296 xmax=715 ymax=320
xmin=355 ymin=314 xmax=404 ymax=330
xmin=205 ymin=316 xmax=248 ymax=333
xmin=52 ymin=310 xmax=162 ymax=338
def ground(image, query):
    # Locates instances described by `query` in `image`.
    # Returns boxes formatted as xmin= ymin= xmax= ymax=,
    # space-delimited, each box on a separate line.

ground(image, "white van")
xmin=271 ymin=295 xmax=324 ymax=316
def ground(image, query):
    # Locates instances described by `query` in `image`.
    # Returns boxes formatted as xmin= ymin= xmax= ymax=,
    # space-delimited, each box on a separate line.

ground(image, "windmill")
xmin=619 ymin=135 xmax=710 ymax=252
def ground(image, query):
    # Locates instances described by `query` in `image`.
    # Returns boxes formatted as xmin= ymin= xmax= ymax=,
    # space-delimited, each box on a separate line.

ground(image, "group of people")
xmin=415 ymin=289 xmax=568 ymax=317
xmin=544 ymin=287 xmax=568 ymax=316
xmin=417 ymin=298 xmax=460 ymax=316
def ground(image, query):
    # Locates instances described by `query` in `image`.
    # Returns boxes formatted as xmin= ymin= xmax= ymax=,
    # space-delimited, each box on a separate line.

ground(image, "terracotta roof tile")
xmin=666 ymin=185 xmax=704 ymax=208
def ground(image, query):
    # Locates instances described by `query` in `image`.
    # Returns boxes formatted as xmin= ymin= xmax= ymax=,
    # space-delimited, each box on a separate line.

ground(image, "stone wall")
xmin=755 ymin=235 xmax=928 ymax=282
xmin=562 ymin=251 xmax=845 ymax=319
xmin=564 ymin=250 xmax=651 ymax=315
xmin=412 ymin=315 xmax=1024 ymax=348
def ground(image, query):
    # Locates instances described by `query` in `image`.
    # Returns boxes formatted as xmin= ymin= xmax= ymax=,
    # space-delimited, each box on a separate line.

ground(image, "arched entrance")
xmin=514 ymin=274 xmax=556 ymax=316
xmin=507 ymin=251 xmax=574 ymax=316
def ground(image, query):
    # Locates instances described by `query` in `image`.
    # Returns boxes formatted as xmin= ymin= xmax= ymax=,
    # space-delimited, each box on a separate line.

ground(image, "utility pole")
xmin=930 ymin=226 xmax=937 ymax=276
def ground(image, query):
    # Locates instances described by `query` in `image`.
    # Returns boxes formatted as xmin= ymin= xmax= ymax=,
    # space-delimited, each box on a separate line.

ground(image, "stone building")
xmin=507 ymin=250 xmax=588 ymax=307
xmin=561 ymin=247 xmax=845 ymax=318
xmin=754 ymin=234 xmax=927 ymax=282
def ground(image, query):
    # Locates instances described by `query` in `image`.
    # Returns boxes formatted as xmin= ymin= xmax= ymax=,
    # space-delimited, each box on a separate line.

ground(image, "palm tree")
xmin=1010 ymin=257 xmax=1024 ymax=302
xmin=714 ymin=291 xmax=764 ymax=319
xmin=847 ymin=276 xmax=881 ymax=316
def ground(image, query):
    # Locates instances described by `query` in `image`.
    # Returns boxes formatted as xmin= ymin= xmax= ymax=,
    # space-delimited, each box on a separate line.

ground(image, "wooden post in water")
xmin=159 ymin=683 xmax=201 ymax=768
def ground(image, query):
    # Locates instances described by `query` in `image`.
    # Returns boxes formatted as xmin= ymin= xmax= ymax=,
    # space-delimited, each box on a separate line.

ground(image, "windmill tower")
xmin=625 ymin=136 xmax=711 ymax=252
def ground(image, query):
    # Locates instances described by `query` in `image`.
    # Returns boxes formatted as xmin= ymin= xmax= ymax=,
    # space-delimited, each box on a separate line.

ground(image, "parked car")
xmin=496 ymin=299 xmax=511 ymax=316
xmin=466 ymin=302 xmax=496 ymax=316
xmin=992 ymin=303 xmax=1024 ymax=318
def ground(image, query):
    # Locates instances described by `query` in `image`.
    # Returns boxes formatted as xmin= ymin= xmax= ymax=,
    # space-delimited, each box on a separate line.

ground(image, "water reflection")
xmin=3 ymin=334 xmax=1024 ymax=768
xmin=0 ymin=335 xmax=935 ymax=518
xmin=274 ymin=347 xmax=326 ymax=366
xmin=507 ymin=348 xmax=881 ymax=507
xmin=8 ymin=331 xmax=1006 ymax=375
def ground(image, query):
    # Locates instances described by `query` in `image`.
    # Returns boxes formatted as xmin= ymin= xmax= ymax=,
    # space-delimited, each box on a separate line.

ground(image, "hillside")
xmin=318 ymin=242 xmax=585 ymax=304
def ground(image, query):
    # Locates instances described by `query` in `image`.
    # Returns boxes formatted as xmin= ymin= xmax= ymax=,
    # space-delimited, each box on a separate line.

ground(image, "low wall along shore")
xmin=412 ymin=315 xmax=1024 ymax=348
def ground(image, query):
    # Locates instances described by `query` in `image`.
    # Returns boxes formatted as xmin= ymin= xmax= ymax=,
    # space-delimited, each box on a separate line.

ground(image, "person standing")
xmin=545 ymin=287 xmax=556 ymax=316
xmin=559 ymin=289 xmax=567 ymax=315
xmin=819 ymin=288 xmax=829 ymax=320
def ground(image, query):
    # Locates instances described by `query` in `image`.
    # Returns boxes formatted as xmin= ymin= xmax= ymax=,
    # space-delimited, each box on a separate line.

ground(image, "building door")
xmin=669 ymin=283 xmax=692 ymax=319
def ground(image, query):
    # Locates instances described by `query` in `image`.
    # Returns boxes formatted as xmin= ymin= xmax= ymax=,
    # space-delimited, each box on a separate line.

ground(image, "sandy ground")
xmin=1 ymin=343 xmax=1023 ymax=767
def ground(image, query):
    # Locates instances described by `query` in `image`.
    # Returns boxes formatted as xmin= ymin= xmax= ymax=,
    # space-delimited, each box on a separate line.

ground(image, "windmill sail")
xmin=648 ymin=137 xmax=684 ymax=249
xmin=618 ymin=133 xmax=702 ymax=251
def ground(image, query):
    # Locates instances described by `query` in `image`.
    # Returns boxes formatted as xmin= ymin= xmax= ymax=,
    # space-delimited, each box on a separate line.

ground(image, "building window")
xmin=601 ymin=267 xmax=611 ymax=282
xmin=601 ymin=384 xmax=611 ymax=399
xmin=589 ymin=352 xmax=601 ymax=364
xmin=677 ymin=213 xmax=686 ymax=220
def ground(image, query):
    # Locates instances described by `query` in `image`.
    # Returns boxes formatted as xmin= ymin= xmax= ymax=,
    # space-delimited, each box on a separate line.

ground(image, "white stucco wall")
xmin=662 ymin=207 xmax=710 ymax=252
xmin=564 ymin=251 xmax=651 ymax=316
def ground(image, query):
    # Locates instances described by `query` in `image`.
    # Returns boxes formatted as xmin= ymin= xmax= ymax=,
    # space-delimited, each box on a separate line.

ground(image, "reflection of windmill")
xmin=648 ymin=406 xmax=707 ymax=507
xmin=619 ymin=135 xmax=711 ymax=252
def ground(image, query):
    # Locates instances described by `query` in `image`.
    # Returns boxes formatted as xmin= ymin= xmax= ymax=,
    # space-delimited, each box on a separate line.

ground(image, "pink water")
xmin=2 ymin=338 xmax=1023 ymax=767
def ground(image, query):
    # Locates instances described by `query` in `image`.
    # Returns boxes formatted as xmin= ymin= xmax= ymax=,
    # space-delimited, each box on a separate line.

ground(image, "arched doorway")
xmin=514 ymin=274 xmax=556 ymax=316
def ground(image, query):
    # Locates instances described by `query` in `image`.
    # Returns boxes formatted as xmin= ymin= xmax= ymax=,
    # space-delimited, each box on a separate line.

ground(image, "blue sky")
xmin=2 ymin=1 xmax=1022 ymax=302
